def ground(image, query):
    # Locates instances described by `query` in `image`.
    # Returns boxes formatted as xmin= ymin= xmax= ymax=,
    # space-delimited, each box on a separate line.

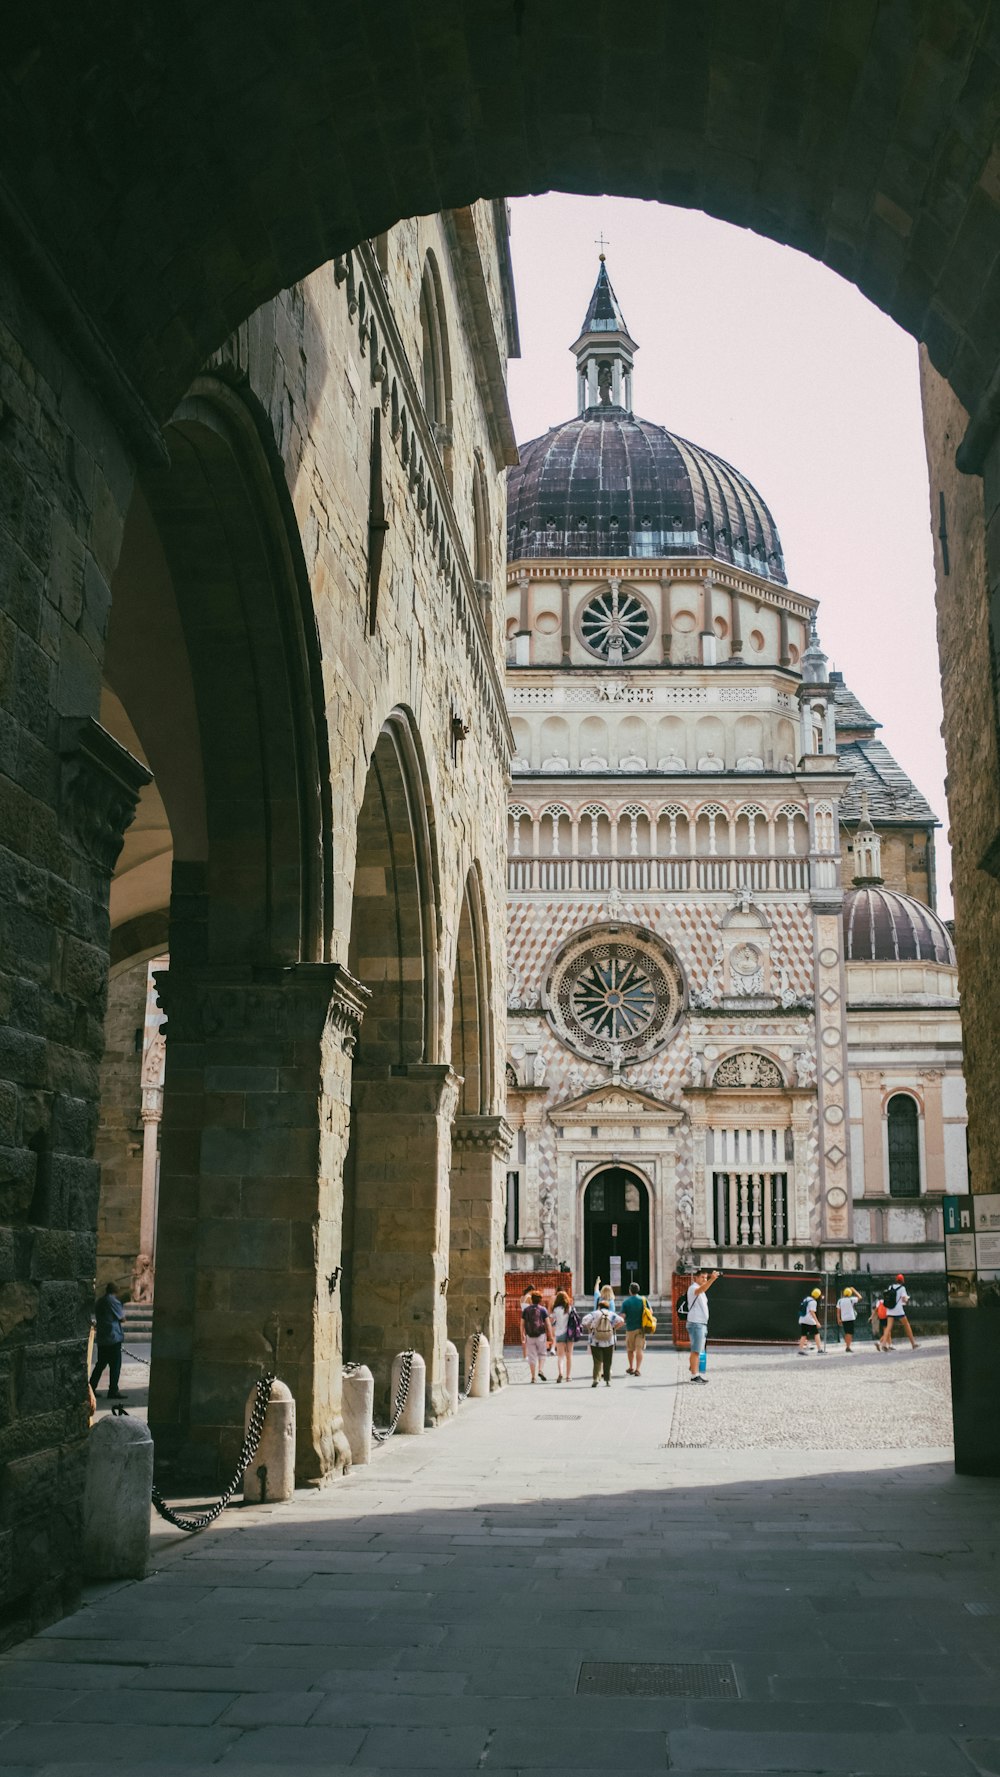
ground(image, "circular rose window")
xmin=579 ymin=585 xmax=651 ymax=659
xmin=545 ymin=927 xmax=684 ymax=1064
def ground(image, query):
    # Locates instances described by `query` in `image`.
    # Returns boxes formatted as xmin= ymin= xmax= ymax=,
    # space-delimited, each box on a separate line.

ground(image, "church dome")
xmin=507 ymin=411 xmax=787 ymax=581
xmin=842 ymin=887 xmax=956 ymax=966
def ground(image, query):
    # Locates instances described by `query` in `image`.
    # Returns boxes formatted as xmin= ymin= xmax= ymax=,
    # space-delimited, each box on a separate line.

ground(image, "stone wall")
xmin=93 ymin=958 xmax=146 ymax=1290
xmin=920 ymin=351 xmax=1000 ymax=1192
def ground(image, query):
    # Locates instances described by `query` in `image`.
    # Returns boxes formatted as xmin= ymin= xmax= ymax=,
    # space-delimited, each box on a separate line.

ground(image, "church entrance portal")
xmin=583 ymin=1169 xmax=651 ymax=1298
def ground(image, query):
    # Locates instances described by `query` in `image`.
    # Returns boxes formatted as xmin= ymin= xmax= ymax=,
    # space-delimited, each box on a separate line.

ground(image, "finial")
xmin=595 ymin=231 xmax=610 ymax=261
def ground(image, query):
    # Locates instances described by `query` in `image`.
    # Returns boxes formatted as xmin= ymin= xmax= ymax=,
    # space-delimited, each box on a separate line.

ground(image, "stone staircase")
xmin=573 ymin=1294 xmax=674 ymax=1345
xmin=123 ymin=1300 xmax=154 ymax=1343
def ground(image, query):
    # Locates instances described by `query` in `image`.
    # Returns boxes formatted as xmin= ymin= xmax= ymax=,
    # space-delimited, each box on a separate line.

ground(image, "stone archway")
xmin=448 ymin=866 xmax=511 ymax=1358
xmin=582 ymin=1165 xmax=653 ymax=1301
xmin=343 ymin=710 xmax=456 ymax=1416
xmin=99 ymin=376 xmax=339 ymax=1488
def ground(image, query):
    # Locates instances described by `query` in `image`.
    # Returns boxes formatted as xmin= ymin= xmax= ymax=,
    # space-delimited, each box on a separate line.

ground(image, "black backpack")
xmin=676 ymin=1290 xmax=689 ymax=1320
xmin=800 ymin=1296 xmax=814 ymax=1317
xmin=882 ymin=1284 xmax=898 ymax=1311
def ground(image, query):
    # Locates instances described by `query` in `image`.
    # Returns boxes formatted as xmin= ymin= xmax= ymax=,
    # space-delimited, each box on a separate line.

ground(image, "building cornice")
xmin=506 ymin=556 xmax=816 ymax=620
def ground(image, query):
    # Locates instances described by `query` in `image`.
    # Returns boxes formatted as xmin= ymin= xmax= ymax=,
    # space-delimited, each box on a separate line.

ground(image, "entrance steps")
xmin=123 ymin=1301 xmax=154 ymax=1342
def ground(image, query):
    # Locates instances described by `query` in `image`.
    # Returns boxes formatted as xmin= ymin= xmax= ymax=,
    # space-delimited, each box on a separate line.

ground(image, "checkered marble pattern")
xmin=507 ymin=893 xmax=815 ymax=1009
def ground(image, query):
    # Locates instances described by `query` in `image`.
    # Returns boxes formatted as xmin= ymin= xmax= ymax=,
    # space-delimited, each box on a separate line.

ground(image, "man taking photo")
xmin=685 ymin=1266 xmax=720 ymax=1385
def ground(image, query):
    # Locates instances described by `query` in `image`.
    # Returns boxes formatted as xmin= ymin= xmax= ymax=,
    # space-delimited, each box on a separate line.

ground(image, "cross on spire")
xmin=595 ymin=231 xmax=610 ymax=260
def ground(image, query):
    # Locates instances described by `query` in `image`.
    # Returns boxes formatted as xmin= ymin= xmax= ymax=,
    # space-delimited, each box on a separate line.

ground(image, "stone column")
xmin=859 ymin=1070 xmax=885 ymax=1196
xmin=660 ymin=576 xmax=672 ymax=661
xmin=779 ymin=608 xmax=791 ymax=668
xmin=729 ymin=587 xmax=743 ymax=658
xmin=560 ymin=577 xmax=572 ymax=665
xmin=148 ymin=956 xmax=366 ymax=1487
xmin=920 ymin=1069 xmax=946 ymax=1192
xmin=518 ymin=1089 xmax=547 ymax=1248
xmin=449 ymin=1115 xmax=512 ymax=1360
xmin=348 ymin=1063 xmax=460 ymax=1421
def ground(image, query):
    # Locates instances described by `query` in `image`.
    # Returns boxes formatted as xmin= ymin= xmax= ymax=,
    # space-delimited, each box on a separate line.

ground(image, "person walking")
xmin=879 ymin=1274 xmax=919 ymax=1350
xmin=620 ymin=1281 xmax=650 ymax=1376
xmin=551 ymin=1289 xmax=574 ymax=1383
xmin=89 ymin=1280 xmax=126 ymax=1400
xmin=521 ymin=1290 xmax=554 ymax=1382
xmin=592 ymin=1277 xmax=616 ymax=1313
xmin=797 ymin=1287 xmax=824 ymax=1354
xmin=582 ymin=1289 xmax=624 ymax=1387
xmin=836 ymin=1285 xmax=862 ymax=1351
xmin=685 ymin=1267 xmax=719 ymax=1384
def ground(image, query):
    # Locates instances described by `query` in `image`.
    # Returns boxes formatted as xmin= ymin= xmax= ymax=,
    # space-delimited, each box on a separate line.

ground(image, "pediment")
xmin=549 ymin=1083 xmax=684 ymax=1124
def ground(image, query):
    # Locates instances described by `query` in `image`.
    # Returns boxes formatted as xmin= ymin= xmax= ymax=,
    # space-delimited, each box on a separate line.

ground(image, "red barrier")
xmin=504 ymin=1270 xmax=573 ymax=1346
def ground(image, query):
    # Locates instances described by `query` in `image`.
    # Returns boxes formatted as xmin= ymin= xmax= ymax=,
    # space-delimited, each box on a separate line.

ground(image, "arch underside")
xmin=7 ymin=6 xmax=1000 ymax=428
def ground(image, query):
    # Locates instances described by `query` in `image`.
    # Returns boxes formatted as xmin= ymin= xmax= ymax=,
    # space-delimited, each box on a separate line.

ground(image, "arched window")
xmin=472 ymin=451 xmax=491 ymax=584
xmin=887 ymin=1094 xmax=920 ymax=1197
xmin=419 ymin=254 xmax=452 ymax=454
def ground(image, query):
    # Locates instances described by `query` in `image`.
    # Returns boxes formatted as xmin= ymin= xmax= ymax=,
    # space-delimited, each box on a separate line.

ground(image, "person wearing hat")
xmin=797 ymin=1287 xmax=824 ymax=1354
xmin=879 ymin=1274 xmax=918 ymax=1350
xmin=836 ymin=1285 xmax=862 ymax=1351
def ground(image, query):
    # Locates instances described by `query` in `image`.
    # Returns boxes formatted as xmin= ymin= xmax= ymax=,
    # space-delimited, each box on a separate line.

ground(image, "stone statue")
xmin=567 ymin=1064 xmax=586 ymax=1097
xmin=689 ymin=1052 xmax=703 ymax=1087
xmin=794 ymin=1050 xmax=811 ymax=1087
xmin=597 ymin=362 xmax=613 ymax=405
xmin=131 ymin=1252 xmax=154 ymax=1304
xmin=539 ymin=1187 xmax=558 ymax=1263
xmin=532 ymin=1051 xmax=546 ymax=1087
xmin=691 ymin=940 xmax=724 ymax=1009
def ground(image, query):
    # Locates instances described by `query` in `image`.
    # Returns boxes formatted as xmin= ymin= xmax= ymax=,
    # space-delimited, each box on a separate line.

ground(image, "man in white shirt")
xmin=879 ymin=1274 xmax=918 ymax=1350
xmin=836 ymin=1286 xmax=861 ymax=1351
xmin=685 ymin=1267 xmax=719 ymax=1384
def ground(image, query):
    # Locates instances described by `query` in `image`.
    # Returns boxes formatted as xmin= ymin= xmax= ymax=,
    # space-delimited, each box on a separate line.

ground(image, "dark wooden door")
xmin=583 ymin=1168 xmax=650 ymax=1297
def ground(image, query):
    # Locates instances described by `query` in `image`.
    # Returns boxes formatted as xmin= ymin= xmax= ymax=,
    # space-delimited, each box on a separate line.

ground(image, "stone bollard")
xmin=392 ymin=1349 xmax=426 ymax=1433
xmin=83 ymin=1414 xmax=153 ymax=1580
xmin=465 ymin=1332 xmax=490 ymax=1398
xmin=444 ymin=1341 xmax=459 ymax=1414
xmin=342 ymin=1364 xmax=374 ymax=1466
xmin=243 ymin=1379 xmax=295 ymax=1504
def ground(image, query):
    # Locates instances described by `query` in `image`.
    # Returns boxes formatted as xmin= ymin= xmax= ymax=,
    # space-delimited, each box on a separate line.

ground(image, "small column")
xmin=920 ymin=1070 xmax=946 ymax=1192
xmin=660 ymin=576 xmax=673 ymax=661
xmin=859 ymin=1071 xmax=885 ymax=1196
xmin=444 ymin=1341 xmax=460 ymax=1414
xmin=349 ymin=1064 xmax=460 ymax=1421
xmin=779 ymin=609 xmax=791 ymax=668
xmin=729 ymin=587 xmax=743 ymax=658
xmin=449 ymin=1115 xmax=513 ymax=1362
xmin=243 ymin=1379 xmax=296 ymax=1505
xmin=393 ymin=1349 xmax=426 ymax=1434
xmin=342 ymin=1364 xmax=374 ymax=1466
xmin=560 ymin=577 xmax=572 ymax=665
xmin=83 ymin=1416 xmax=153 ymax=1580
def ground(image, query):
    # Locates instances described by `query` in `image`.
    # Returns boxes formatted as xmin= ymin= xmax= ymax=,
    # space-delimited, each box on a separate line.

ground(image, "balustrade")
xmin=508 ymin=853 xmax=810 ymax=893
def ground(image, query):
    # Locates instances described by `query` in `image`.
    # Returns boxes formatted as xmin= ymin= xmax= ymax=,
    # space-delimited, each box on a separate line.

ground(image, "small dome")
xmin=843 ymin=887 xmax=955 ymax=965
xmin=507 ymin=410 xmax=787 ymax=582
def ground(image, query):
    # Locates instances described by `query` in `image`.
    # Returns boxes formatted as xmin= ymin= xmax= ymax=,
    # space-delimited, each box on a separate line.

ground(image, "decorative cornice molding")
xmin=59 ymin=717 xmax=152 ymax=874
xmin=452 ymin=1114 xmax=514 ymax=1157
xmin=328 ymin=963 xmax=370 ymax=1056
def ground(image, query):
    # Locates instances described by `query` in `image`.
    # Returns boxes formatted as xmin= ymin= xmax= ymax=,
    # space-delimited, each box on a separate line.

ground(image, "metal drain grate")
xmin=965 ymin=1602 xmax=997 ymax=1616
xmin=535 ymin=1413 xmax=581 ymax=1420
xmin=577 ymin=1661 xmax=739 ymax=1699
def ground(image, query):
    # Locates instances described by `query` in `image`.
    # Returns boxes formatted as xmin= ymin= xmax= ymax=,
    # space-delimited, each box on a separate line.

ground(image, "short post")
xmin=243 ymin=1379 xmax=295 ymax=1504
xmin=82 ymin=1415 xmax=153 ymax=1580
xmin=342 ymin=1364 xmax=374 ymax=1466
xmin=444 ymin=1340 xmax=459 ymax=1413
xmin=392 ymin=1349 xmax=426 ymax=1433
xmin=465 ymin=1332 xmax=490 ymax=1398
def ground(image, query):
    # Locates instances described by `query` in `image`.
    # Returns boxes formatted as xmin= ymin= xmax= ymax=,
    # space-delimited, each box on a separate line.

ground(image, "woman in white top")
xmin=551 ymin=1289 xmax=573 ymax=1382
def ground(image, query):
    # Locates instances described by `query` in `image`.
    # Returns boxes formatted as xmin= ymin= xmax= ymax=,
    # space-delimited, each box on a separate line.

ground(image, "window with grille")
xmin=713 ymin=1171 xmax=789 ymax=1246
xmin=505 ymin=1170 xmax=520 ymax=1246
xmin=887 ymin=1095 xmax=920 ymax=1197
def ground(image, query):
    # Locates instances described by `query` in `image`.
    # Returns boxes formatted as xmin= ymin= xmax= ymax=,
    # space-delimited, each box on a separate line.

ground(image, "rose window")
xmin=545 ymin=929 xmax=684 ymax=1064
xmin=580 ymin=585 xmax=650 ymax=659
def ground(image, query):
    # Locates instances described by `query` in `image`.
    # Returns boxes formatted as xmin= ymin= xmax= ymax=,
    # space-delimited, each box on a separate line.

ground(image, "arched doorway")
xmin=583 ymin=1167 xmax=651 ymax=1299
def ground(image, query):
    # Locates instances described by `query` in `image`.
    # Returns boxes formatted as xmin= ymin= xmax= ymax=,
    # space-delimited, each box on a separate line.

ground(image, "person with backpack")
xmin=878 ymin=1274 xmax=918 ymax=1350
xmin=683 ymin=1266 xmax=719 ymax=1384
xmin=797 ymin=1287 xmax=824 ymax=1354
xmin=620 ymin=1281 xmax=653 ymax=1376
xmin=581 ymin=1288 xmax=624 ymax=1387
xmin=521 ymin=1289 xmax=554 ymax=1382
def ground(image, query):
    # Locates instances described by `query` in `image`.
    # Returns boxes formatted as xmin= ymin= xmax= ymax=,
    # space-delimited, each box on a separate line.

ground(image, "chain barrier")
xmin=123 ymin=1346 xmax=149 ymax=1367
xmin=371 ymin=1349 xmax=414 ymax=1443
xmin=150 ymin=1373 xmax=275 ymax=1533
xmin=460 ymin=1331 xmax=483 ymax=1401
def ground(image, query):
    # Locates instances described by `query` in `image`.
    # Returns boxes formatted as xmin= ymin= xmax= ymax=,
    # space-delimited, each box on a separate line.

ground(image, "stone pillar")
xmin=449 ymin=1114 xmax=512 ymax=1361
xmin=518 ymin=1090 xmax=547 ymax=1247
xmin=348 ymin=1063 xmax=460 ymax=1422
xmin=811 ymin=907 xmax=852 ymax=1246
xmin=560 ymin=577 xmax=572 ymax=665
xmin=148 ymin=955 xmax=367 ymax=1487
xmin=729 ymin=587 xmax=743 ymax=658
xmin=779 ymin=608 xmax=791 ymax=668
xmin=920 ymin=1069 xmax=946 ymax=1191
xmin=660 ymin=577 xmax=672 ymax=661
xmin=859 ymin=1070 xmax=885 ymax=1196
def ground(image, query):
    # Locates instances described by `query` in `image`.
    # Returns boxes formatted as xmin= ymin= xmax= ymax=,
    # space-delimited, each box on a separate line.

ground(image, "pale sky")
xmin=506 ymin=194 xmax=952 ymax=916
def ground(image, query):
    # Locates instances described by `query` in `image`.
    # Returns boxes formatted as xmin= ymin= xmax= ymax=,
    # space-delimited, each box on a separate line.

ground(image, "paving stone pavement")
xmin=3 ymin=1339 xmax=1000 ymax=1775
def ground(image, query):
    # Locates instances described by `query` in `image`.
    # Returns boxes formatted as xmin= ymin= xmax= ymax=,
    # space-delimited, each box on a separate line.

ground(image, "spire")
xmin=800 ymin=620 xmax=829 ymax=685
xmin=571 ymin=256 xmax=638 ymax=416
xmin=851 ymin=790 xmax=884 ymax=886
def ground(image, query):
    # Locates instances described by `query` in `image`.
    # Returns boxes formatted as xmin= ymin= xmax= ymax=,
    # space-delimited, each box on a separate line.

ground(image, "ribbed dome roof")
xmin=507 ymin=409 xmax=787 ymax=583
xmin=843 ymin=888 xmax=955 ymax=965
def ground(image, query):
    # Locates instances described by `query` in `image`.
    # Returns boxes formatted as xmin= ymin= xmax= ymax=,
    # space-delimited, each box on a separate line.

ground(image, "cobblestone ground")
xmin=2 ymin=1340 xmax=999 ymax=1776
